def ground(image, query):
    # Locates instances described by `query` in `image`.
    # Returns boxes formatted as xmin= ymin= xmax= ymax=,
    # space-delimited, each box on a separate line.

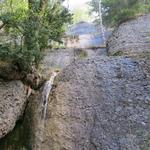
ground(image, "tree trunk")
xmin=28 ymin=0 xmax=34 ymax=10
xmin=0 ymin=23 xmax=5 ymax=30
xmin=40 ymin=0 xmax=48 ymax=13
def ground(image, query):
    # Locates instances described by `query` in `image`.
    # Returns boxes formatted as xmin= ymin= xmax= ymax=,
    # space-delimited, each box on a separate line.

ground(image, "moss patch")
xmin=0 ymin=120 xmax=31 ymax=150
xmin=113 ymin=51 xmax=124 ymax=56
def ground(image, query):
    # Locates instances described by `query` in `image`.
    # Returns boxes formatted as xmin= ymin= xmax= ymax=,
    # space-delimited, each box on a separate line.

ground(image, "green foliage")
xmin=89 ymin=0 xmax=150 ymax=26
xmin=112 ymin=51 xmax=124 ymax=56
xmin=0 ymin=0 xmax=72 ymax=72
xmin=73 ymin=8 xmax=92 ymax=23
xmin=77 ymin=50 xmax=88 ymax=59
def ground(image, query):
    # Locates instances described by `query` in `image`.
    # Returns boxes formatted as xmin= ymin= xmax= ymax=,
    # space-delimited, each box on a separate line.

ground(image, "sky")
xmin=63 ymin=0 xmax=90 ymax=11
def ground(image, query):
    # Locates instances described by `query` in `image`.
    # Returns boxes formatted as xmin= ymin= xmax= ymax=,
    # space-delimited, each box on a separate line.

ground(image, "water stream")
xmin=41 ymin=71 xmax=57 ymax=120
xmin=34 ymin=71 xmax=58 ymax=150
xmin=0 ymin=72 xmax=58 ymax=150
xmin=98 ymin=0 xmax=106 ymax=44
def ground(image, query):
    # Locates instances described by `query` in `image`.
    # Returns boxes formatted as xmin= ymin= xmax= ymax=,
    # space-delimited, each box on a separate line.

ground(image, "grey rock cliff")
xmin=107 ymin=14 xmax=150 ymax=56
xmin=40 ymin=14 xmax=150 ymax=150
xmin=0 ymin=80 xmax=27 ymax=139
xmin=42 ymin=56 xmax=150 ymax=150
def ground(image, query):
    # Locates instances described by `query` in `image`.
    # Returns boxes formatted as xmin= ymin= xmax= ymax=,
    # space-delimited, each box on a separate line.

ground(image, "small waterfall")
xmin=34 ymin=71 xmax=58 ymax=150
xmin=41 ymin=71 xmax=57 ymax=120
xmin=98 ymin=0 xmax=106 ymax=44
xmin=0 ymin=72 xmax=58 ymax=150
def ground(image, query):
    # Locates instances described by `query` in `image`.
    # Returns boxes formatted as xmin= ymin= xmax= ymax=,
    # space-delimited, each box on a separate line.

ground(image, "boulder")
xmin=0 ymin=80 xmax=27 ymax=139
xmin=107 ymin=14 xmax=150 ymax=56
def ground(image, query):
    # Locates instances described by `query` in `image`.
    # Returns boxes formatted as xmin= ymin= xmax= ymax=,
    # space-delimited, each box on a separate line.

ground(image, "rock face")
xmin=0 ymin=80 xmax=27 ymax=139
xmin=41 ymin=48 xmax=107 ymax=79
xmin=107 ymin=14 xmax=150 ymax=56
xmin=37 ymin=15 xmax=150 ymax=150
xmin=42 ymin=55 xmax=150 ymax=150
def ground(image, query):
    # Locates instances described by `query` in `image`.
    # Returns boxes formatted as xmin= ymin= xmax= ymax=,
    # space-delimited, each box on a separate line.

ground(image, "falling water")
xmin=49 ymin=0 xmax=55 ymax=9
xmin=41 ymin=71 xmax=57 ymax=120
xmin=34 ymin=71 xmax=58 ymax=150
xmin=98 ymin=0 xmax=106 ymax=44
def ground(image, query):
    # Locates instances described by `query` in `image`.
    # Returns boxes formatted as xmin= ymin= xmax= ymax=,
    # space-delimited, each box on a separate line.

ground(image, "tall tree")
xmin=0 ymin=0 xmax=72 ymax=71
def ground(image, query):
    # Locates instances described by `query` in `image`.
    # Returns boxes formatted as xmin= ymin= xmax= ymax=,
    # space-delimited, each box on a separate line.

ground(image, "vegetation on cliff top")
xmin=89 ymin=0 xmax=150 ymax=26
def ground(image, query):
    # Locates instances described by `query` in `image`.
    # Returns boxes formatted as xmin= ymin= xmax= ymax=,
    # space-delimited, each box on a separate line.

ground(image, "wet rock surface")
xmin=29 ymin=15 xmax=150 ymax=150
xmin=107 ymin=14 xmax=150 ymax=56
xmin=0 ymin=80 xmax=27 ymax=139
xmin=42 ymin=56 xmax=150 ymax=150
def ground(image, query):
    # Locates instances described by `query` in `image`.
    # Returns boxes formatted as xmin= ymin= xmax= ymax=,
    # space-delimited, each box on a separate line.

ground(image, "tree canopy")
xmin=0 ymin=0 xmax=72 ymax=71
xmin=89 ymin=0 xmax=150 ymax=27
